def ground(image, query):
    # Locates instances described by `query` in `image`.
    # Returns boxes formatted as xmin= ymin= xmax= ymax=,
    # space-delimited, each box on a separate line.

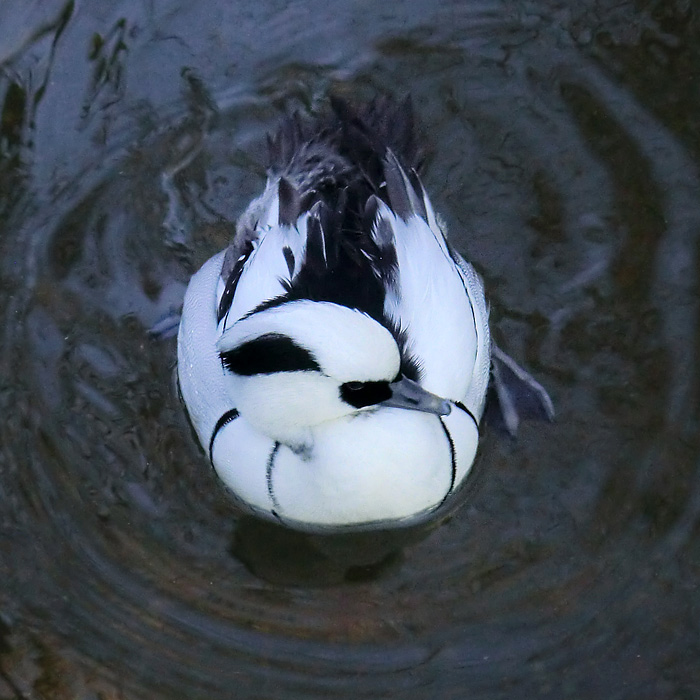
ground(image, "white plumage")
xmin=177 ymin=97 xmax=547 ymax=529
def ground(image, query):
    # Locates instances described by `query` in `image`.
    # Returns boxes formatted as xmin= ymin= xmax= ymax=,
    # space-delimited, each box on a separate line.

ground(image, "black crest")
xmin=220 ymin=333 xmax=321 ymax=376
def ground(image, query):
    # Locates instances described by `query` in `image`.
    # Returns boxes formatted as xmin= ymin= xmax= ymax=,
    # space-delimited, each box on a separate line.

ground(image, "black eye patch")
xmin=220 ymin=333 xmax=321 ymax=375
xmin=340 ymin=380 xmax=392 ymax=408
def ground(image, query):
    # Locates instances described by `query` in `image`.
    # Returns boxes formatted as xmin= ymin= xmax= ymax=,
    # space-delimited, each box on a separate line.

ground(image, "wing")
xmin=373 ymin=154 xmax=489 ymax=409
xmin=217 ymin=179 xmax=307 ymax=331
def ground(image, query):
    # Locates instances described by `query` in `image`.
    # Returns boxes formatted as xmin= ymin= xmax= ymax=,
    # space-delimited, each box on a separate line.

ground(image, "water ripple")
xmin=1 ymin=1 xmax=699 ymax=698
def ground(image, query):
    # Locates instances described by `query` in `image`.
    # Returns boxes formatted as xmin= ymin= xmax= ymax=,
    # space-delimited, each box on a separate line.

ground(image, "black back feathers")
xmin=223 ymin=96 xmax=427 ymax=381
xmin=260 ymin=97 xmax=428 ymax=325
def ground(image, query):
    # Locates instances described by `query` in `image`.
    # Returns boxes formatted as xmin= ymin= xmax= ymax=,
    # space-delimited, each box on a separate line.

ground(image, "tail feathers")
xmin=330 ymin=94 xmax=423 ymax=178
xmin=383 ymin=149 xmax=428 ymax=222
xmin=266 ymin=95 xmax=424 ymax=209
xmin=266 ymin=113 xmax=352 ymax=200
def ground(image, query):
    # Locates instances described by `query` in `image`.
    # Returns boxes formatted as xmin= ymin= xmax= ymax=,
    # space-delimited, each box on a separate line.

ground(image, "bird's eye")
xmin=340 ymin=380 xmax=392 ymax=408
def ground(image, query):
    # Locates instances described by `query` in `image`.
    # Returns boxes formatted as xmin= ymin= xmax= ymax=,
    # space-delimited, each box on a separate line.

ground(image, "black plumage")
xmin=220 ymin=96 xmax=427 ymax=379
xmin=220 ymin=333 xmax=321 ymax=375
xmin=217 ymin=238 xmax=254 ymax=323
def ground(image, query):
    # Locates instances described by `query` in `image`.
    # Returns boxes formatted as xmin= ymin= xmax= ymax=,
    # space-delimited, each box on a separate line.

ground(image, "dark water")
xmin=1 ymin=1 xmax=699 ymax=698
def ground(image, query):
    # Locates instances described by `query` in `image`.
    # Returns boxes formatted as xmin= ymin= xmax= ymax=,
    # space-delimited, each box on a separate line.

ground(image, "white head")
xmin=215 ymin=300 xmax=449 ymax=446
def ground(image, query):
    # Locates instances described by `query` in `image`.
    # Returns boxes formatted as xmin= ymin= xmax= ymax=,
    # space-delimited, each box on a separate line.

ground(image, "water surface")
xmin=1 ymin=1 xmax=699 ymax=698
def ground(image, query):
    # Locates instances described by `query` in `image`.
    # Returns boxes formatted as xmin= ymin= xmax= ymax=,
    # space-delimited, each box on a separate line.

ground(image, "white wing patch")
xmin=378 ymin=203 xmax=479 ymax=402
xmin=220 ymin=217 xmax=308 ymax=332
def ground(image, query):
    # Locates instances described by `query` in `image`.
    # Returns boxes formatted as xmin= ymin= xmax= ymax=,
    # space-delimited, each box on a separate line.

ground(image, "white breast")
xmin=211 ymin=406 xmax=479 ymax=526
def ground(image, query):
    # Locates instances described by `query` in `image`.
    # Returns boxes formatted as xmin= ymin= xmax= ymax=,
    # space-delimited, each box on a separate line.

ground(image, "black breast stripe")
xmin=266 ymin=442 xmax=281 ymax=510
xmin=454 ymin=401 xmax=479 ymax=433
xmin=438 ymin=416 xmax=457 ymax=495
xmin=208 ymin=408 xmax=240 ymax=462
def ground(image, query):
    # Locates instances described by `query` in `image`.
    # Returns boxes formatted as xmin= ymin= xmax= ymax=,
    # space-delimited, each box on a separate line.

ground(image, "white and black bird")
xmin=177 ymin=97 xmax=553 ymax=529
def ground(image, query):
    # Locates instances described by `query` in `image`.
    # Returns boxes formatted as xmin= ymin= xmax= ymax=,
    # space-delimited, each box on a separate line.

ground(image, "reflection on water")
xmin=1 ymin=1 xmax=699 ymax=698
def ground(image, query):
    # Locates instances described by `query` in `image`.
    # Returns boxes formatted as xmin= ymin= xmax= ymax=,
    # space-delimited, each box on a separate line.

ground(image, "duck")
xmin=177 ymin=96 xmax=553 ymax=530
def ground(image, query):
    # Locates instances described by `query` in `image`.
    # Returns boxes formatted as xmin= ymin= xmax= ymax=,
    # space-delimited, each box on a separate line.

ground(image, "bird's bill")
xmin=382 ymin=376 xmax=451 ymax=416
